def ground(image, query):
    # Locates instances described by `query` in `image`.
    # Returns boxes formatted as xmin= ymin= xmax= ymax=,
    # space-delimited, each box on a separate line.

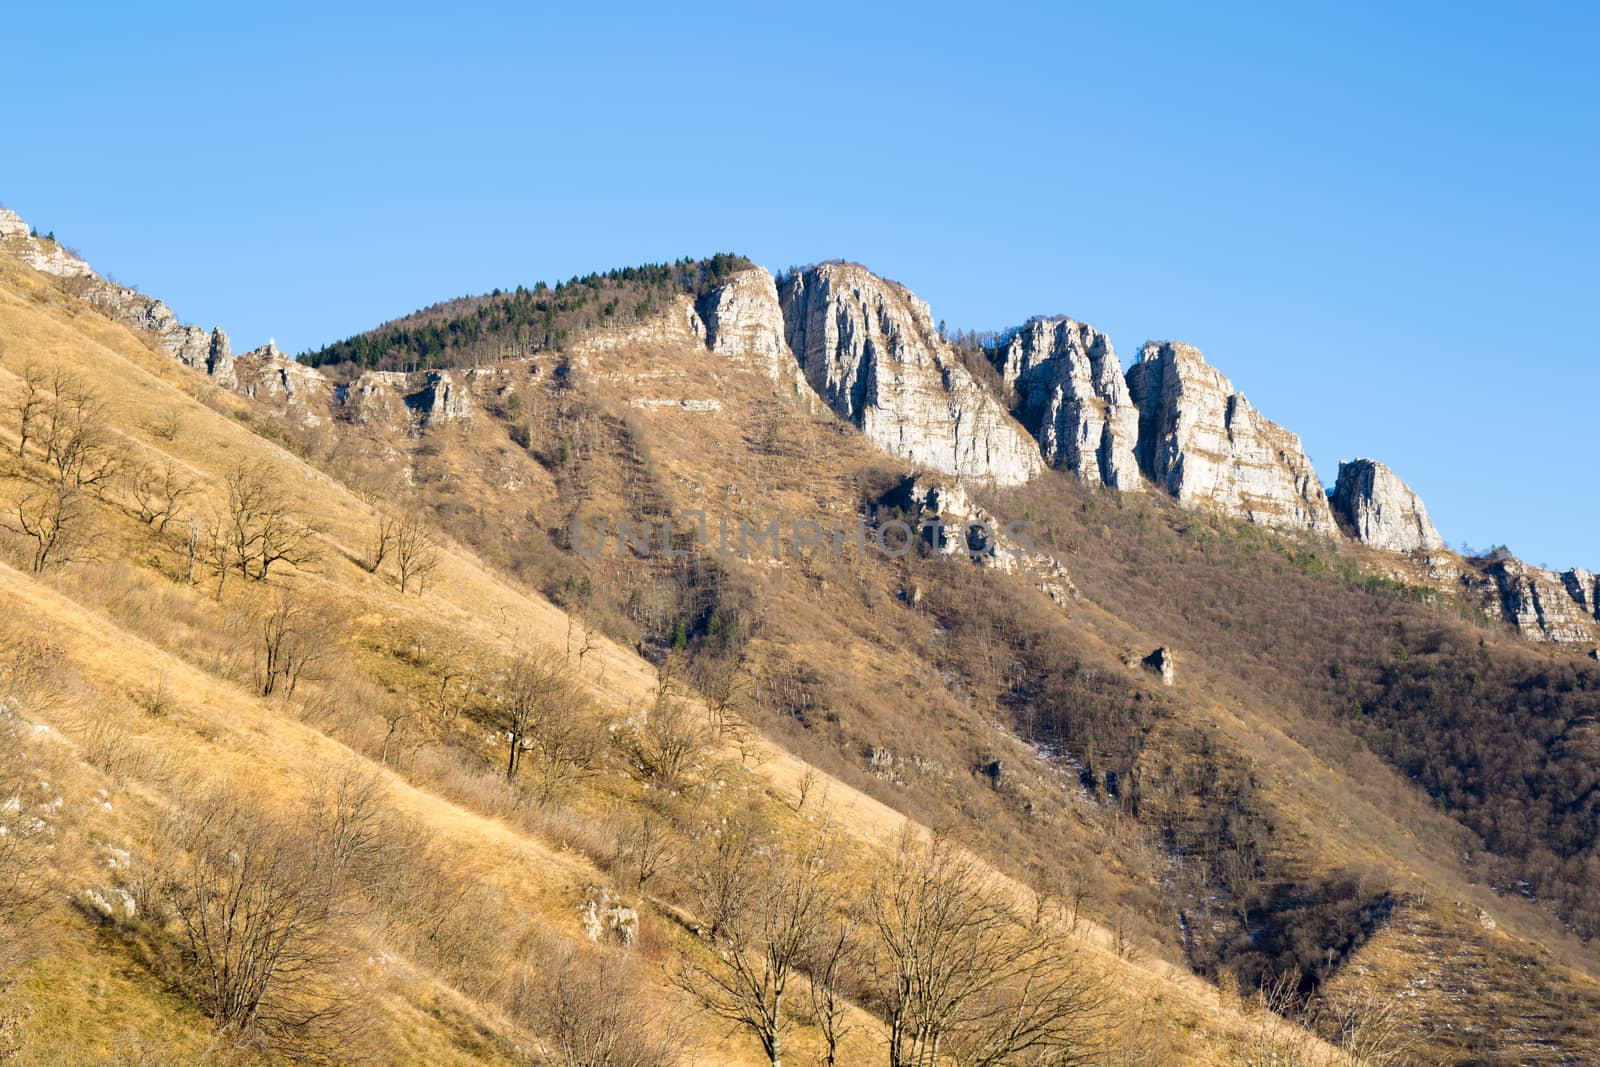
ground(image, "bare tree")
xmin=12 ymin=363 xmax=46 ymax=459
xmin=869 ymin=830 xmax=1107 ymax=1067
xmin=509 ymin=932 xmax=685 ymax=1067
xmin=126 ymin=460 xmax=196 ymax=532
xmin=394 ymin=514 xmax=439 ymax=595
xmin=696 ymin=656 xmax=749 ymax=740
xmin=612 ymin=807 xmax=677 ymax=892
xmin=222 ymin=466 xmax=321 ymax=582
xmin=162 ymin=788 xmax=349 ymax=1051
xmin=497 ymin=649 xmax=588 ymax=795
xmin=41 ymin=369 xmax=119 ymax=491
xmin=674 ymin=818 xmax=838 ymax=1067
xmin=11 ymin=482 xmax=95 ymax=573
xmin=365 ymin=514 xmax=397 ymax=574
xmin=257 ymin=590 xmax=339 ymax=698
xmin=804 ymin=906 xmax=862 ymax=1067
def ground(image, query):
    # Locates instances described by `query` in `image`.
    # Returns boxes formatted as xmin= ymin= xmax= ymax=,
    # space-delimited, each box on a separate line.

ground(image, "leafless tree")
xmin=869 ymin=830 xmax=1108 ymax=1067
xmin=162 ymin=788 xmax=350 ymax=1052
xmin=613 ymin=807 xmax=678 ymax=892
xmin=127 ymin=460 xmax=196 ymax=532
xmin=623 ymin=690 xmax=709 ymax=793
xmin=497 ymin=649 xmax=590 ymax=797
xmin=804 ymin=906 xmax=862 ymax=1067
xmin=11 ymin=482 xmax=96 ymax=572
xmin=41 ymin=369 xmax=119 ymax=491
xmin=674 ymin=818 xmax=839 ymax=1067
xmin=394 ymin=514 xmax=439 ymax=595
xmin=365 ymin=513 xmax=396 ymax=574
xmin=12 ymin=363 xmax=47 ymax=459
xmin=257 ymin=590 xmax=339 ymax=698
xmin=695 ymin=656 xmax=749 ymax=740
xmin=222 ymin=466 xmax=321 ymax=582
xmin=509 ymin=932 xmax=685 ymax=1067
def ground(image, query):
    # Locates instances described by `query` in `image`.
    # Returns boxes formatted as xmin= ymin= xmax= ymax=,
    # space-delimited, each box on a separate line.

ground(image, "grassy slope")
xmin=0 ymin=260 xmax=1307 ymax=1062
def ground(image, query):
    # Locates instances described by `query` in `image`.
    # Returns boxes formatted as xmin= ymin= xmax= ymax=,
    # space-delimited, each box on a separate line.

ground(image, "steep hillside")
xmin=4 ymin=208 xmax=1600 ymax=1066
xmin=0 ymin=226 xmax=1354 ymax=1065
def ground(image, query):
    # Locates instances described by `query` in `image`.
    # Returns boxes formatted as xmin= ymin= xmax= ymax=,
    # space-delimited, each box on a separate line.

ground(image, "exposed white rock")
xmin=0 ymin=209 xmax=94 ymax=278
xmin=0 ymin=209 xmax=28 ymax=239
xmin=1126 ymin=341 xmax=1335 ymax=533
xmin=886 ymin=474 xmax=1077 ymax=603
xmin=1330 ymin=458 xmax=1444 ymax=553
xmin=697 ymin=267 xmax=806 ymax=396
xmin=1562 ymin=568 xmax=1600 ymax=620
xmin=1486 ymin=558 xmax=1598 ymax=644
xmin=341 ymin=371 xmax=405 ymax=427
xmin=779 ymin=264 xmax=1041 ymax=486
xmin=410 ymin=370 xmax=470 ymax=424
xmin=235 ymin=342 xmax=330 ymax=420
xmin=1141 ymin=647 xmax=1175 ymax=686
xmin=990 ymin=317 xmax=1141 ymax=489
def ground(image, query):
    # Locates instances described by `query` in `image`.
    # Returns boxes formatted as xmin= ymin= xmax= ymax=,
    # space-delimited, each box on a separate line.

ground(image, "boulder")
xmin=1141 ymin=647 xmax=1175 ymax=686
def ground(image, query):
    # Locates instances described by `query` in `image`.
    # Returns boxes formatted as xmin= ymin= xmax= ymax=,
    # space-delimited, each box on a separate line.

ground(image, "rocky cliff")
xmin=1485 ymin=558 xmax=1599 ymax=644
xmin=988 ymin=317 xmax=1141 ymax=490
xmin=0 ymin=208 xmax=93 ymax=278
xmin=778 ymin=263 xmax=1041 ymax=486
xmin=1126 ymin=341 xmax=1336 ymax=533
xmin=1330 ymin=458 xmax=1444 ymax=553
xmin=696 ymin=267 xmax=805 ymax=394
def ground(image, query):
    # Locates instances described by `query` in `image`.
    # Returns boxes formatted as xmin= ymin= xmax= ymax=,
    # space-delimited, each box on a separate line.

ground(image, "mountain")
xmin=2 ymin=203 xmax=1600 ymax=1065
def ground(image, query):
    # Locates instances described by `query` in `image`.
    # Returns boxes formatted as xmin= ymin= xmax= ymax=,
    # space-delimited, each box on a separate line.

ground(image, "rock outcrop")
xmin=1126 ymin=341 xmax=1335 ymax=533
xmin=0 ymin=209 xmax=92 ymax=277
xmin=884 ymin=474 xmax=1076 ymax=603
xmin=988 ymin=317 xmax=1141 ymax=490
xmin=779 ymin=264 xmax=1041 ymax=485
xmin=234 ymin=342 xmax=329 ymax=421
xmin=1486 ymin=558 xmax=1598 ymax=644
xmin=1141 ymin=647 xmax=1175 ymax=686
xmin=1561 ymin=568 xmax=1600 ymax=621
xmin=410 ymin=370 xmax=470 ymax=424
xmin=696 ymin=267 xmax=805 ymax=393
xmin=1330 ymin=459 xmax=1444 ymax=553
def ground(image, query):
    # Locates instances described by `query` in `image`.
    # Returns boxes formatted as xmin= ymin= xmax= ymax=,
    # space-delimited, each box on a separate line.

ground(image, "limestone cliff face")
xmin=0 ymin=209 xmax=93 ymax=277
xmin=1330 ymin=459 xmax=1444 ymax=552
xmin=1562 ymin=569 xmax=1600 ymax=621
xmin=1486 ymin=559 xmax=1599 ymax=644
xmin=778 ymin=263 xmax=1041 ymax=485
xmin=989 ymin=317 xmax=1141 ymax=489
xmin=1126 ymin=341 xmax=1335 ymax=533
xmin=696 ymin=268 xmax=805 ymax=394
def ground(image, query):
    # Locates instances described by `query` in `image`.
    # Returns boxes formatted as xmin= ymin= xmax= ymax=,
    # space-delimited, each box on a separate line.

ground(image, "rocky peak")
xmin=778 ymin=263 xmax=1041 ymax=486
xmin=1330 ymin=459 xmax=1444 ymax=553
xmin=989 ymin=317 xmax=1141 ymax=490
xmin=1126 ymin=341 xmax=1335 ymax=534
xmin=696 ymin=267 xmax=802 ymax=388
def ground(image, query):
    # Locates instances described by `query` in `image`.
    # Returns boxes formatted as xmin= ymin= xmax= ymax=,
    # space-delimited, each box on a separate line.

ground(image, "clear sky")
xmin=2 ymin=3 xmax=1594 ymax=569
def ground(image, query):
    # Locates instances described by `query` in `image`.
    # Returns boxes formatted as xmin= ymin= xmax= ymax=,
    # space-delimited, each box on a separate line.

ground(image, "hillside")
xmin=2 ymin=206 xmax=1599 ymax=1067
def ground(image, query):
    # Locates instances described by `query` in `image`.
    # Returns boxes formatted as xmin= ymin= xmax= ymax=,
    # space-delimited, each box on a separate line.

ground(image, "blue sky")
xmin=2 ymin=3 xmax=1595 ymax=568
